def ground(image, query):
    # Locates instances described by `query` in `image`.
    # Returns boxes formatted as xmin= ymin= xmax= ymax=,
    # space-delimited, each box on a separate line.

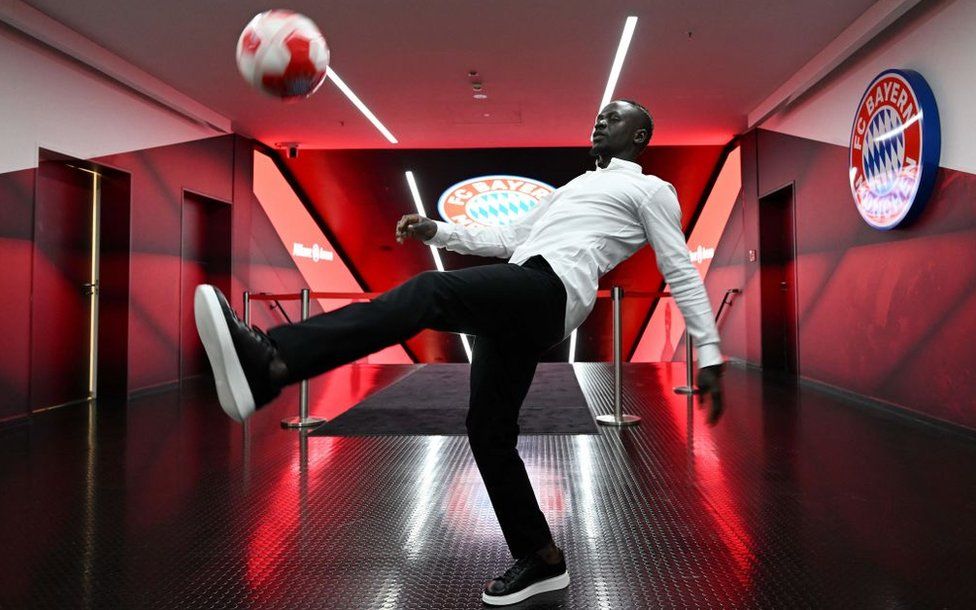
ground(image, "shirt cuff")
xmin=424 ymin=221 xmax=455 ymax=247
xmin=696 ymin=343 xmax=724 ymax=369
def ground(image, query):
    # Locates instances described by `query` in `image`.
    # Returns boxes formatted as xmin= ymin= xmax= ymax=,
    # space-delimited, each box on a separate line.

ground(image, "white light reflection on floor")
xmin=574 ymin=433 xmax=613 ymax=606
xmin=404 ymin=435 xmax=446 ymax=557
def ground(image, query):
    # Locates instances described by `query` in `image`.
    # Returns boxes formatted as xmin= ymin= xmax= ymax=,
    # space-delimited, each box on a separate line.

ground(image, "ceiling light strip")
xmin=599 ymin=16 xmax=638 ymax=109
xmin=329 ymin=68 xmax=398 ymax=144
xmin=405 ymin=171 xmax=472 ymax=362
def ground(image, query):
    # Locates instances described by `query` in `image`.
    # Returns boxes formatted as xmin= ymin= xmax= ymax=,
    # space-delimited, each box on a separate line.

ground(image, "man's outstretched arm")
xmin=638 ymin=184 xmax=726 ymax=425
xmin=395 ymin=198 xmax=548 ymax=258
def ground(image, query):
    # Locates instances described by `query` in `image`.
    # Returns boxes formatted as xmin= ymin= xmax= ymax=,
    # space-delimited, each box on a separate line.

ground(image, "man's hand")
xmin=395 ymin=214 xmax=437 ymax=244
xmin=696 ymin=363 xmax=726 ymax=426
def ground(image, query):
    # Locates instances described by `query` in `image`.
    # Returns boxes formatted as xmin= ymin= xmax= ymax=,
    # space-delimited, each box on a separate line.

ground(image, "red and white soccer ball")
xmin=235 ymin=10 xmax=330 ymax=100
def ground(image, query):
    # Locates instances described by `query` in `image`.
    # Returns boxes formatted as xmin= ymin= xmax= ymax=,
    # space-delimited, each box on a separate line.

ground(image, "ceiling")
xmin=24 ymin=0 xmax=877 ymax=149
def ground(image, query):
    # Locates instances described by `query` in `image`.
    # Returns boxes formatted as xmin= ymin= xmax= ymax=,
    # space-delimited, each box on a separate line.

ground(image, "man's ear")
xmin=633 ymin=128 xmax=648 ymax=146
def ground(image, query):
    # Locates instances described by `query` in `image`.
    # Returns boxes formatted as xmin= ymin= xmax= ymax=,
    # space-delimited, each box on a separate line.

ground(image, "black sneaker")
xmin=481 ymin=554 xmax=570 ymax=606
xmin=194 ymin=284 xmax=282 ymax=422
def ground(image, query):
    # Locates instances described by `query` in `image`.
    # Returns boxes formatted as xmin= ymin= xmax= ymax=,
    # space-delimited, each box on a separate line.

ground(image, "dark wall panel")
xmin=0 ymin=169 xmax=36 ymax=420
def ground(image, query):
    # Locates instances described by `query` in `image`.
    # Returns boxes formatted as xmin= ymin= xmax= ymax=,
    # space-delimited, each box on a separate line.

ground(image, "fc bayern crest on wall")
xmin=849 ymin=69 xmax=941 ymax=230
xmin=437 ymin=175 xmax=555 ymax=227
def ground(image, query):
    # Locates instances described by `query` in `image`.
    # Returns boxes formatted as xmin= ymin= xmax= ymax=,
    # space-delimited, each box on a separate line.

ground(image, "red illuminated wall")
xmin=704 ymin=0 xmax=976 ymax=430
xmin=709 ymin=129 xmax=976 ymax=429
xmin=250 ymin=151 xmax=410 ymax=364
xmin=0 ymin=138 xmax=724 ymax=421
xmin=281 ymin=146 xmax=725 ymax=362
xmin=1 ymin=135 xmax=296 ymax=420
xmin=632 ymin=147 xmax=742 ymax=363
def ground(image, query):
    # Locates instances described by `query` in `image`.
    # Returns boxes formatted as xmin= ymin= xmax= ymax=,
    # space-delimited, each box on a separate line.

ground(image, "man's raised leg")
xmin=194 ymin=259 xmax=565 ymax=422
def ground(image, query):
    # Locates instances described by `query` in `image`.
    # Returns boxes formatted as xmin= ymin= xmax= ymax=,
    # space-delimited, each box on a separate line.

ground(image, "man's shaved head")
xmin=616 ymin=99 xmax=654 ymax=152
xmin=590 ymin=100 xmax=655 ymax=166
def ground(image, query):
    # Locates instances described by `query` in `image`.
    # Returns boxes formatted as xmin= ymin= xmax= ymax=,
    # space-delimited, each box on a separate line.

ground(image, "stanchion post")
xmin=282 ymin=289 xmax=326 ymax=429
xmin=597 ymin=286 xmax=640 ymax=427
xmin=674 ymin=332 xmax=700 ymax=395
xmin=243 ymin=291 xmax=251 ymax=326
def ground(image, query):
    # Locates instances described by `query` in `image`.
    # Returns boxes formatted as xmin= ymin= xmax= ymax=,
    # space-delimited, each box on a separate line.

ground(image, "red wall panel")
xmin=1 ymin=135 xmax=338 ymax=410
xmin=713 ymin=129 xmax=976 ymax=429
xmin=97 ymin=137 xmax=236 ymax=394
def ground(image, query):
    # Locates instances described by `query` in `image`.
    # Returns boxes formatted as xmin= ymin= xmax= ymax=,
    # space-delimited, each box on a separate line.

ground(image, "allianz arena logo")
xmin=437 ymin=175 xmax=555 ymax=227
xmin=292 ymin=242 xmax=334 ymax=262
xmin=689 ymin=245 xmax=715 ymax=265
xmin=849 ymin=69 xmax=941 ymax=230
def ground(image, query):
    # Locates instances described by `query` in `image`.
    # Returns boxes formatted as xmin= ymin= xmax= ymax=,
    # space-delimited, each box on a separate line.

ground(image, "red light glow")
xmin=252 ymin=151 xmax=410 ymax=364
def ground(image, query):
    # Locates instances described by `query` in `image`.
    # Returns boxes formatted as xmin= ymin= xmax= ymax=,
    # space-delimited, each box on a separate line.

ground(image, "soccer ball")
xmin=235 ymin=10 xmax=330 ymax=100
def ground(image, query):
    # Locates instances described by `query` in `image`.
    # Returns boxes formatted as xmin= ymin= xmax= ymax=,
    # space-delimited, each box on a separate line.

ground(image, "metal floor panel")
xmin=1 ymin=363 xmax=975 ymax=608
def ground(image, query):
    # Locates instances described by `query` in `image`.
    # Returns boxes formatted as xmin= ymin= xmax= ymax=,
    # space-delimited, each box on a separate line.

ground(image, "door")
xmin=759 ymin=184 xmax=798 ymax=374
xmin=30 ymin=160 xmax=98 ymax=409
xmin=180 ymin=191 xmax=232 ymax=380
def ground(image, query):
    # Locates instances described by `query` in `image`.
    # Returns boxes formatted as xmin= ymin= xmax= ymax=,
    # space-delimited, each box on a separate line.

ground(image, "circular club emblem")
xmin=849 ymin=69 xmax=940 ymax=230
xmin=437 ymin=175 xmax=555 ymax=227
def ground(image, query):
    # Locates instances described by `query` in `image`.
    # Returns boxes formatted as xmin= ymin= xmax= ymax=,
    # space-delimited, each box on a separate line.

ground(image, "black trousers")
xmin=267 ymin=255 xmax=567 ymax=559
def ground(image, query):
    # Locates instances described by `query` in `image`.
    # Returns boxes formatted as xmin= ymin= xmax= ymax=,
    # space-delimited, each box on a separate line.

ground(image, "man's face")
xmin=589 ymin=101 xmax=646 ymax=157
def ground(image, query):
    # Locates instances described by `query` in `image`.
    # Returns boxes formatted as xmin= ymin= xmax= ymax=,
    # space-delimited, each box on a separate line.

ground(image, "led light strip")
xmin=89 ymin=171 xmax=100 ymax=396
xmin=405 ymin=171 xmax=473 ymax=362
xmin=599 ymin=16 xmax=638 ymax=110
xmin=572 ymin=15 xmax=639 ymax=365
xmin=328 ymin=67 xmax=398 ymax=144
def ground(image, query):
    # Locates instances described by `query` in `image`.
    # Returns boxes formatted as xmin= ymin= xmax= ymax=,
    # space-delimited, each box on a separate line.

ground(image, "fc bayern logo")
xmin=849 ymin=69 xmax=940 ymax=230
xmin=437 ymin=175 xmax=555 ymax=227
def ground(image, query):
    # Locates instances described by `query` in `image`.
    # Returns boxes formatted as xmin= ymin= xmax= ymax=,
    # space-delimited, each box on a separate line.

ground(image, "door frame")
xmin=179 ymin=188 xmax=233 ymax=383
xmin=30 ymin=149 xmax=131 ymax=410
xmin=757 ymin=181 xmax=800 ymax=375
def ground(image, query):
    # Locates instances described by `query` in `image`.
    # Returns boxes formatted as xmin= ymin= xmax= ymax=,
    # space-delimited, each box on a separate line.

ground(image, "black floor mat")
xmin=309 ymin=363 xmax=598 ymax=435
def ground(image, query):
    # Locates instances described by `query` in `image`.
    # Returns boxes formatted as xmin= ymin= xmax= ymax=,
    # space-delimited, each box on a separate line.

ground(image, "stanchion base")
xmin=280 ymin=416 xmax=326 ymax=429
xmin=596 ymin=414 xmax=641 ymax=427
xmin=674 ymin=386 xmax=701 ymax=395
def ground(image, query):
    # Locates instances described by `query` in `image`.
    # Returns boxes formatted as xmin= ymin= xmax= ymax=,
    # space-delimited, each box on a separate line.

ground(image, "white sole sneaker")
xmin=481 ymin=571 xmax=570 ymax=606
xmin=194 ymin=285 xmax=255 ymax=423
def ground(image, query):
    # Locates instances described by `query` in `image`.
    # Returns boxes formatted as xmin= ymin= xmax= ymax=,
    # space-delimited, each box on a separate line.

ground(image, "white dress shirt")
xmin=425 ymin=157 xmax=722 ymax=368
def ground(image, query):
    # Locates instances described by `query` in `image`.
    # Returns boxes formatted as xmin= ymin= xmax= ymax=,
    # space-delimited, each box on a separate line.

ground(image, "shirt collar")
xmin=595 ymin=157 xmax=643 ymax=173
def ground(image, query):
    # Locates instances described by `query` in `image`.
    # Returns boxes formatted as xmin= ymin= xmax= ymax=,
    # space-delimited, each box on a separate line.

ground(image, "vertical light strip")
xmin=568 ymin=330 xmax=577 ymax=364
xmin=328 ymin=68 xmax=398 ymax=144
xmin=599 ymin=16 xmax=638 ymax=110
xmin=404 ymin=171 xmax=473 ymax=362
xmin=88 ymin=171 xmax=100 ymax=397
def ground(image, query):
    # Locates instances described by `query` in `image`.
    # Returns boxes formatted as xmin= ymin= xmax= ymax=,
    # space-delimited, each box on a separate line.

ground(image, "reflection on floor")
xmin=1 ymin=363 xmax=974 ymax=608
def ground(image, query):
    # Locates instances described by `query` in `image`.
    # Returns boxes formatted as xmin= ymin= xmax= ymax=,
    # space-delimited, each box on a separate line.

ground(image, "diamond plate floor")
xmin=1 ymin=363 xmax=975 ymax=609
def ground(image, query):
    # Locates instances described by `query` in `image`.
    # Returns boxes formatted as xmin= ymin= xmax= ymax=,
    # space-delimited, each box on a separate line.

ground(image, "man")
xmin=194 ymin=99 xmax=725 ymax=606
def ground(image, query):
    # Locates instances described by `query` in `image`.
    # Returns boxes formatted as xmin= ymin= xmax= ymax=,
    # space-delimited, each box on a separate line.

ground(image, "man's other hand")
xmin=696 ymin=363 xmax=726 ymax=426
xmin=395 ymin=214 xmax=437 ymax=244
